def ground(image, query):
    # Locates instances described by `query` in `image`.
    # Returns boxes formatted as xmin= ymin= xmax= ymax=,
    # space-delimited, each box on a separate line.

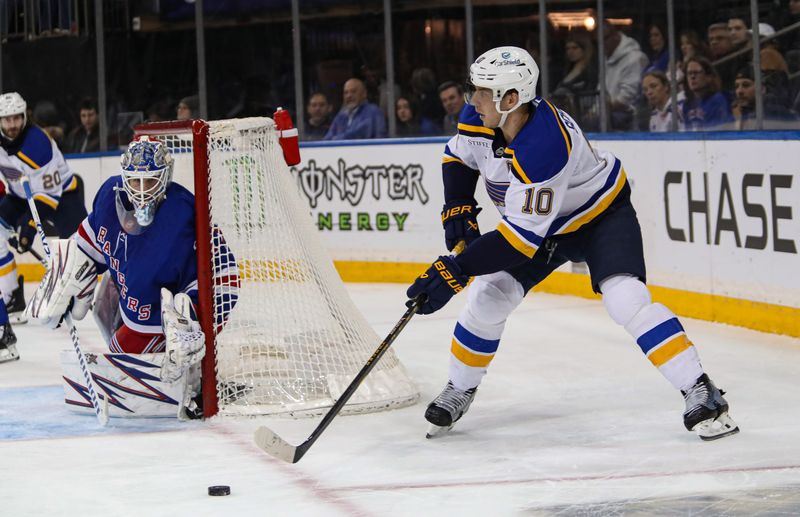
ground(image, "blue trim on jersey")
xmin=636 ymin=318 xmax=685 ymax=354
xmin=443 ymin=144 xmax=460 ymax=160
xmin=546 ymin=159 xmax=622 ymax=237
xmin=502 ymin=216 xmax=545 ymax=247
xmin=454 ymin=322 xmax=500 ymax=353
xmin=458 ymin=104 xmax=484 ymax=126
xmin=17 ymin=126 xmax=53 ymax=168
xmin=485 ymin=178 xmax=509 ymax=206
xmin=507 ymin=98 xmax=570 ymax=184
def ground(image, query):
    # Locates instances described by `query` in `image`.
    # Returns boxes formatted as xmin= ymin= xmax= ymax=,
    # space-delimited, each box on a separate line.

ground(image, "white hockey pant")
xmin=600 ymin=274 xmax=703 ymax=391
xmin=449 ymin=271 xmax=525 ymax=391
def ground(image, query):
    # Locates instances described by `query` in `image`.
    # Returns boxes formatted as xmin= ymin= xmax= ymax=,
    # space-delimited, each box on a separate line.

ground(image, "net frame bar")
xmin=133 ymin=119 xmax=220 ymax=417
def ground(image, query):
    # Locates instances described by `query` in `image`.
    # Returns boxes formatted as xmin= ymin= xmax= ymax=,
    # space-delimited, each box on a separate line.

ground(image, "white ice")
xmin=2 ymin=282 xmax=800 ymax=516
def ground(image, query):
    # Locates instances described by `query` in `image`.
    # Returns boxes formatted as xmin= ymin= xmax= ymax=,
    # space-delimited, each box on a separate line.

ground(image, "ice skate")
xmin=6 ymin=275 xmax=27 ymax=324
xmin=425 ymin=381 xmax=476 ymax=438
xmin=0 ymin=323 xmax=19 ymax=363
xmin=682 ymin=374 xmax=739 ymax=441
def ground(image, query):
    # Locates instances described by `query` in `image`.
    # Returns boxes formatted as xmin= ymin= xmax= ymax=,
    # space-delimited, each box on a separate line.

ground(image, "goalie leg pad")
xmin=26 ymin=239 xmax=98 ymax=328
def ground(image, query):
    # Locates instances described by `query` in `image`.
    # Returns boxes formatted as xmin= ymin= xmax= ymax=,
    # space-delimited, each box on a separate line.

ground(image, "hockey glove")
xmin=442 ymin=199 xmax=482 ymax=252
xmin=406 ymin=255 xmax=469 ymax=315
xmin=160 ymin=288 xmax=205 ymax=383
xmin=15 ymin=218 xmax=37 ymax=253
xmin=26 ymin=239 xmax=98 ymax=329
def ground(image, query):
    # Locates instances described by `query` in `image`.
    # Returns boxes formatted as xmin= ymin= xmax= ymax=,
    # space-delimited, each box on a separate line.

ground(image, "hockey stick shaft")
xmin=21 ymin=177 xmax=108 ymax=426
xmin=255 ymin=297 xmax=422 ymax=463
xmin=254 ymin=241 xmax=466 ymax=463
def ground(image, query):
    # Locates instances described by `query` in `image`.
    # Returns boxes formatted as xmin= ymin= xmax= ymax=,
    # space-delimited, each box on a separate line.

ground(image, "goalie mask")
xmin=467 ymin=46 xmax=539 ymax=128
xmin=119 ymin=137 xmax=174 ymax=227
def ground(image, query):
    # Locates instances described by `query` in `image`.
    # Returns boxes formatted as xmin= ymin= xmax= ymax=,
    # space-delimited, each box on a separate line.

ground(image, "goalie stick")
xmin=254 ymin=241 xmax=466 ymax=463
xmin=21 ymin=177 xmax=108 ymax=427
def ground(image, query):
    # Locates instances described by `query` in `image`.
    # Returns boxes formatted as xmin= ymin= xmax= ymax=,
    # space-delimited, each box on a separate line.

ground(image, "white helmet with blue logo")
xmin=468 ymin=46 xmax=539 ymax=126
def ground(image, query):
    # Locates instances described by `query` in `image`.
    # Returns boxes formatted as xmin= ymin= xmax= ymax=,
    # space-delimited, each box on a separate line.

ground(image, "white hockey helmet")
xmin=468 ymin=46 xmax=539 ymax=126
xmin=119 ymin=136 xmax=174 ymax=227
xmin=0 ymin=92 xmax=27 ymax=139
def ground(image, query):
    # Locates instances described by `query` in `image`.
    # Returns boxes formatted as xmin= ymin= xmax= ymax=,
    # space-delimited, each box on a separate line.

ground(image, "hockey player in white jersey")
xmin=406 ymin=47 xmax=738 ymax=441
xmin=0 ymin=92 xmax=87 ymax=325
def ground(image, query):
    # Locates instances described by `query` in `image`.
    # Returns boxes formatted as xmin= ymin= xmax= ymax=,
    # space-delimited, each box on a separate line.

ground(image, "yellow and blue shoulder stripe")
xmin=505 ymin=99 xmax=571 ymax=185
xmin=15 ymin=126 xmax=54 ymax=170
xmin=457 ymin=105 xmax=495 ymax=139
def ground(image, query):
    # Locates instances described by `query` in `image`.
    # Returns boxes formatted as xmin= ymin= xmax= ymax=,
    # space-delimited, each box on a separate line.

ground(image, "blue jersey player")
xmin=407 ymin=47 xmax=738 ymax=442
xmin=28 ymin=137 xmax=234 ymax=385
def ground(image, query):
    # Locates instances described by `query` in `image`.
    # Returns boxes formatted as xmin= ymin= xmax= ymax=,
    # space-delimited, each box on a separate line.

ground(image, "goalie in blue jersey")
xmin=407 ymin=46 xmax=738 ymax=442
xmin=27 ymin=137 xmax=237 ymax=416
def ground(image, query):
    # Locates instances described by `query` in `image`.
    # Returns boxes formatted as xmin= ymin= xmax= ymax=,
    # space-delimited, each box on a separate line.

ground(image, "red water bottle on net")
xmin=273 ymin=107 xmax=301 ymax=166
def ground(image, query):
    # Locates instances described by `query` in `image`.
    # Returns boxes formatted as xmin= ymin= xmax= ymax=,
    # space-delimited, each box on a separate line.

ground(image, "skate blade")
xmin=426 ymin=423 xmax=454 ymax=439
xmin=694 ymin=412 xmax=740 ymax=441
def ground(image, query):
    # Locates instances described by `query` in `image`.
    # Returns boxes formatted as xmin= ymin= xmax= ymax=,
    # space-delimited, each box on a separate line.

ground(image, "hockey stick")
xmin=254 ymin=241 xmax=466 ymax=463
xmin=254 ymin=295 xmax=424 ymax=463
xmin=21 ymin=177 xmax=108 ymax=427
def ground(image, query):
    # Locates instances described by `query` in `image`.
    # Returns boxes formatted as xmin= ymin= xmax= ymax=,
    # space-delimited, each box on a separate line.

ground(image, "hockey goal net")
xmin=134 ymin=117 xmax=418 ymax=417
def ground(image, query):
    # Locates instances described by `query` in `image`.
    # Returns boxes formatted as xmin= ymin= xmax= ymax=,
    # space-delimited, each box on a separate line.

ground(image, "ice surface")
xmin=2 ymin=283 xmax=799 ymax=516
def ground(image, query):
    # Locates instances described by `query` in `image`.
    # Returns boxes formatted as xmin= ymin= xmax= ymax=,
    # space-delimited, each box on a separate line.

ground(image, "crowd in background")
xmin=8 ymin=2 xmax=800 ymax=152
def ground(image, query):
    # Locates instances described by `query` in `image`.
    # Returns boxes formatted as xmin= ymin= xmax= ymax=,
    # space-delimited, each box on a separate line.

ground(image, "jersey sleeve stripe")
xmin=76 ymin=220 xmax=106 ymax=263
xmin=442 ymin=155 xmax=465 ymax=165
xmin=16 ymin=151 xmax=41 ymax=169
xmin=504 ymin=149 xmax=534 ymax=184
xmin=33 ymin=193 xmax=59 ymax=209
xmin=496 ymin=219 xmax=539 ymax=258
xmin=544 ymin=100 xmax=572 ymax=155
xmin=548 ymin=160 xmax=626 ymax=236
xmin=63 ymin=175 xmax=78 ymax=192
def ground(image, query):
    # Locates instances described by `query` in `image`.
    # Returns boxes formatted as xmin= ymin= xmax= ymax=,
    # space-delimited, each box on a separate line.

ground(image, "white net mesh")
xmin=138 ymin=117 xmax=418 ymax=416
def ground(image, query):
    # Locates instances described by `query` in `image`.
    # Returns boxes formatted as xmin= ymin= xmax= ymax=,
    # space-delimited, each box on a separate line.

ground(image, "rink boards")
xmin=22 ymin=132 xmax=800 ymax=337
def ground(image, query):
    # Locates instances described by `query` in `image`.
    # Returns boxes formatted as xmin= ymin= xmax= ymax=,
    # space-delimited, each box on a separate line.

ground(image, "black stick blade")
xmin=254 ymin=427 xmax=302 ymax=463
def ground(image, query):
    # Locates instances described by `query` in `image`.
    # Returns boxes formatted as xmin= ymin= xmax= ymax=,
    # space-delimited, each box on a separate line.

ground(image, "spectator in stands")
xmin=728 ymin=17 xmax=750 ymax=51
xmin=708 ymin=22 xmax=740 ymax=90
xmin=32 ymin=100 xmax=65 ymax=147
xmin=176 ymin=95 xmax=199 ymax=121
xmin=732 ymin=65 xmax=797 ymax=129
xmin=603 ymin=22 xmax=648 ymax=130
xmin=410 ymin=67 xmax=444 ymax=134
xmin=644 ymin=24 xmax=669 ymax=74
xmin=64 ymin=97 xmax=100 ymax=154
xmin=395 ymin=96 xmax=421 ymax=137
xmin=682 ymin=56 xmax=733 ymax=130
xmin=304 ymin=92 xmax=332 ymax=141
xmin=676 ymin=30 xmax=711 ymax=87
xmin=643 ymin=71 xmax=681 ymax=131
xmin=324 ymin=78 xmax=387 ymax=140
xmin=438 ymin=81 xmax=465 ymax=135
xmin=555 ymin=35 xmax=598 ymax=94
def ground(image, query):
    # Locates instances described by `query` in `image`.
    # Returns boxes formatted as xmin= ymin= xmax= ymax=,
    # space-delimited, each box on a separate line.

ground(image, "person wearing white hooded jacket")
xmin=603 ymin=24 xmax=648 ymax=130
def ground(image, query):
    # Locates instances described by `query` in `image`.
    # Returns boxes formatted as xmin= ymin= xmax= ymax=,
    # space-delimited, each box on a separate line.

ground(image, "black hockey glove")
xmin=406 ymin=255 xmax=469 ymax=315
xmin=441 ymin=199 xmax=482 ymax=252
xmin=15 ymin=217 xmax=37 ymax=253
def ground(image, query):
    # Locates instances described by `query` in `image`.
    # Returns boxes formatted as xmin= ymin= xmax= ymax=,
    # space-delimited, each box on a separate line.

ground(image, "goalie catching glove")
xmin=160 ymin=288 xmax=205 ymax=383
xmin=26 ymin=239 xmax=97 ymax=329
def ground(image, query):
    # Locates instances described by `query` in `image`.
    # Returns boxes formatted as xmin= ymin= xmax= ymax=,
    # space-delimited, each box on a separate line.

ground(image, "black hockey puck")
xmin=208 ymin=485 xmax=231 ymax=496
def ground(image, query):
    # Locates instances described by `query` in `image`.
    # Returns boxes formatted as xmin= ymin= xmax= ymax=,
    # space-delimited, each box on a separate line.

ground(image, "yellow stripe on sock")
xmin=648 ymin=334 xmax=693 ymax=367
xmin=450 ymin=339 xmax=494 ymax=368
xmin=0 ymin=261 xmax=16 ymax=277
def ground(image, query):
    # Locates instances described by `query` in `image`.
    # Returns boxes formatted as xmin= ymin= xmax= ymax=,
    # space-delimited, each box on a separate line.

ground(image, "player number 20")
xmin=42 ymin=171 xmax=62 ymax=189
xmin=521 ymin=187 xmax=553 ymax=215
